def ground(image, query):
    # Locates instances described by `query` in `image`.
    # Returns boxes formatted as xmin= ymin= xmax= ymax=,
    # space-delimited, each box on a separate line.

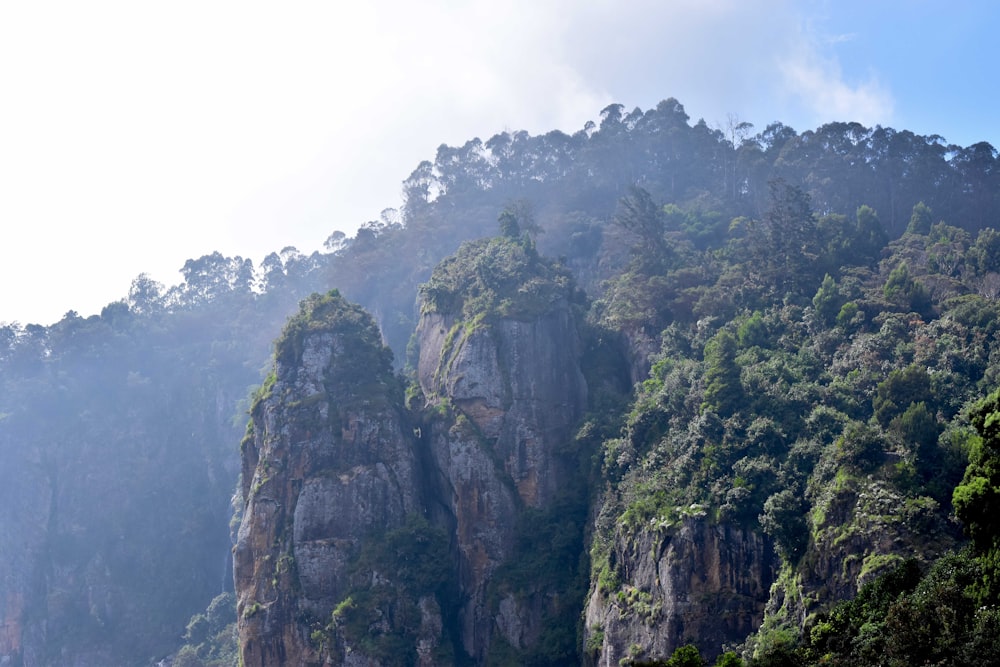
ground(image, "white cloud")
xmin=0 ymin=0 xmax=904 ymax=325
xmin=777 ymin=24 xmax=894 ymax=128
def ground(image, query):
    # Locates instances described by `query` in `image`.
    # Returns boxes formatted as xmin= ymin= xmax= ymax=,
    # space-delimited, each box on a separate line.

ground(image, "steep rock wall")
xmin=760 ymin=477 xmax=960 ymax=636
xmin=234 ymin=293 xmax=434 ymax=666
xmin=0 ymin=443 xmax=49 ymax=667
xmin=585 ymin=518 xmax=779 ymax=665
xmin=415 ymin=302 xmax=588 ymax=661
xmin=0 ymin=380 xmax=242 ymax=667
xmin=418 ymin=307 xmax=588 ymax=507
xmin=235 ymin=235 xmax=594 ymax=664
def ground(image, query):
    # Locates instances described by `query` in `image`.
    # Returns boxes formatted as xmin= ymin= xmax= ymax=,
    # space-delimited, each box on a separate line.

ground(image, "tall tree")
xmin=747 ymin=179 xmax=820 ymax=296
xmin=701 ymin=329 xmax=743 ymax=417
xmin=614 ymin=186 xmax=672 ymax=273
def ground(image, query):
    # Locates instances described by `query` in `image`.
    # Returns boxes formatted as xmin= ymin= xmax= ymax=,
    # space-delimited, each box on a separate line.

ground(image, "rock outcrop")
xmin=759 ymin=476 xmax=960 ymax=636
xmin=415 ymin=299 xmax=588 ymax=660
xmin=235 ymin=291 xmax=437 ymax=665
xmin=417 ymin=306 xmax=587 ymax=509
xmin=235 ymin=236 xmax=592 ymax=664
xmin=0 ymin=442 xmax=49 ymax=667
xmin=584 ymin=518 xmax=779 ymax=665
xmin=0 ymin=347 xmax=245 ymax=667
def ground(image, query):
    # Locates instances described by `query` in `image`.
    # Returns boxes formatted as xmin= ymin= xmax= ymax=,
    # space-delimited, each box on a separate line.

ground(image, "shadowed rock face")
xmin=235 ymin=279 xmax=590 ymax=664
xmin=0 ymin=445 xmax=47 ymax=667
xmin=0 ymin=360 xmax=245 ymax=667
xmin=415 ymin=301 xmax=588 ymax=661
xmin=584 ymin=519 xmax=780 ymax=665
xmin=236 ymin=234 xmax=592 ymax=665
xmin=235 ymin=293 xmax=425 ymax=666
xmin=417 ymin=307 xmax=588 ymax=509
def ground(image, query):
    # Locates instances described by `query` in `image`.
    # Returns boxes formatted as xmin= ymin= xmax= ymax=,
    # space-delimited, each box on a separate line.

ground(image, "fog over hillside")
xmin=1 ymin=89 xmax=999 ymax=664
xmin=1 ymin=2 xmax=996 ymax=326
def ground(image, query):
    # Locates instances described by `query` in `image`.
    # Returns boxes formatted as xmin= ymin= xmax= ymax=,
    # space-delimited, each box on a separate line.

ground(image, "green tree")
xmin=736 ymin=311 xmax=769 ymax=349
xmin=183 ymin=613 xmax=210 ymax=645
xmin=498 ymin=199 xmax=539 ymax=239
xmin=970 ymin=227 xmax=1000 ymax=275
xmin=889 ymin=401 xmax=942 ymax=481
xmin=205 ymin=592 xmax=236 ymax=635
xmin=127 ymin=272 xmax=164 ymax=314
xmin=498 ymin=209 xmax=521 ymax=238
xmin=668 ymin=644 xmax=704 ymax=667
xmin=614 ymin=186 xmax=673 ymax=273
xmin=418 ymin=234 xmax=578 ymax=321
xmin=178 ymin=251 xmax=255 ymax=306
xmin=873 ymin=365 xmax=934 ymax=428
xmin=631 ymin=644 xmax=704 ymax=667
xmin=172 ymin=645 xmax=205 ymax=667
xmin=850 ymin=204 xmax=888 ymax=265
xmin=906 ymin=201 xmax=934 ymax=235
xmin=883 ymin=262 xmax=932 ymax=315
xmin=714 ymin=651 xmax=743 ymax=667
xmin=702 ymin=330 xmax=743 ymax=417
xmin=812 ymin=274 xmax=843 ymax=326
xmin=746 ymin=180 xmax=820 ymax=297
xmin=759 ymin=488 xmax=809 ymax=561
xmin=837 ymin=421 xmax=886 ymax=471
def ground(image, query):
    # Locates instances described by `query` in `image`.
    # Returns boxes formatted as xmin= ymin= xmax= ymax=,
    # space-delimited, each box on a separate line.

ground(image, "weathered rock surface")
xmin=0 ymin=443 xmax=49 ymax=667
xmin=417 ymin=307 xmax=587 ymax=508
xmin=0 ymin=370 xmax=242 ymax=667
xmin=235 ymin=225 xmax=608 ymax=665
xmin=235 ymin=239 xmax=593 ymax=663
xmin=762 ymin=477 xmax=960 ymax=633
xmin=415 ymin=299 xmax=588 ymax=661
xmin=235 ymin=293 xmax=430 ymax=666
xmin=584 ymin=519 xmax=779 ymax=665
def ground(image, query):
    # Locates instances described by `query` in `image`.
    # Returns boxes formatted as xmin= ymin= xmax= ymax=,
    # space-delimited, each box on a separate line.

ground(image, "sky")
xmin=1 ymin=0 xmax=997 ymax=326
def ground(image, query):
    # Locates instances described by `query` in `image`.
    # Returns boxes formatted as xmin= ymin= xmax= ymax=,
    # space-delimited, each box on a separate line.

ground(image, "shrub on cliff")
xmin=273 ymin=289 xmax=396 ymax=387
xmin=419 ymin=233 xmax=582 ymax=322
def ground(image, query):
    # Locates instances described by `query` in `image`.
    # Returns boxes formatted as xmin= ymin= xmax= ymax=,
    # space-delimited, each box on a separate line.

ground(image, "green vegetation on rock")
xmin=419 ymin=219 xmax=582 ymax=322
xmin=274 ymin=289 xmax=395 ymax=380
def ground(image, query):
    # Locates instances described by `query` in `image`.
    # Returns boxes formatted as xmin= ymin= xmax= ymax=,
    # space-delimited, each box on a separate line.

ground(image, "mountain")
xmin=1 ymin=97 xmax=999 ymax=665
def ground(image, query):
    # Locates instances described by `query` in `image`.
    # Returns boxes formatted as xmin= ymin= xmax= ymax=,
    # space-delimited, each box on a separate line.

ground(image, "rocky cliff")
xmin=235 ymin=236 xmax=593 ymax=664
xmin=757 ymin=475 xmax=960 ymax=641
xmin=415 ymin=300 xmax=588 ymax=660
xmin=0 ymin=328 xmax=246 ymax=667
xmin=414 ymin=235 xmax=590 ymax=662
xmin=584 ymin=517 xmax=779 ymax=665
xmin=234 ymin=291 xmax=443 ymax=665
xmin=0 ymin=441 xmax=49 ymax=667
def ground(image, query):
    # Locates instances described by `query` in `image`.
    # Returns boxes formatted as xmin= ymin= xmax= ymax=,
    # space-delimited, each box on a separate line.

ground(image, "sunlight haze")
xmin=1 ymin=0 xmax=995 ymax=325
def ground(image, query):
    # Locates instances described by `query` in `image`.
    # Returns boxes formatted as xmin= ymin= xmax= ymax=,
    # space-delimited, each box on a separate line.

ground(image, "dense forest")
xmin=1 ymin=98 xmax=999 ymax=665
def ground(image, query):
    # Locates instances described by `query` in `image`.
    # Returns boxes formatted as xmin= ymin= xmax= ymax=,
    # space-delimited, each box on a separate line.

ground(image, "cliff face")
xmin=0 ymin=442 xmax=49 ymax=667
xmin=415 ymin=300 xmax=588 ymax=660
xmin=234 ymin=292 xmax=435 ymax=666
xmin=235 ymin=237 xmax=592 ymax=664
xmin=0 ymin=358 xmax=243 ymax=667
xmin=417 ymin=307 xmax=587 ymax=509
xmin=585 ymin=518 xmax=779 ymax=665
xmin=233 ymin=243 xmax=970 ymax=666
xmin=759 ymin=476 xmax=960 ymax=635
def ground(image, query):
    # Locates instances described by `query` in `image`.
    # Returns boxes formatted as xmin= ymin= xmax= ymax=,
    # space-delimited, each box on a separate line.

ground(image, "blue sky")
xmin=0 ymin=0 xmax=997 ymax=325
xmin=810 ymin=2 xmax=996 ymax=148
